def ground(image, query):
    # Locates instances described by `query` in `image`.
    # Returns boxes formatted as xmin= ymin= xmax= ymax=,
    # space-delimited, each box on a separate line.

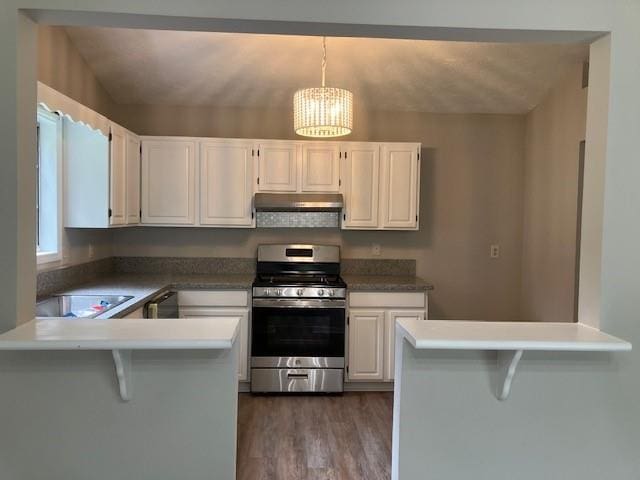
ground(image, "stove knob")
xmin=275 ymin=288 xmax=282 ymax=296
xmin=317 ymin=289 xmax=325 ymax=296
xmin=264 ymin=289 xmax=271 ymax=296
xmin=296 ymin=288 xmax=304 ymax=297
xmin=327 ymin=289 xmax=335 ymax=297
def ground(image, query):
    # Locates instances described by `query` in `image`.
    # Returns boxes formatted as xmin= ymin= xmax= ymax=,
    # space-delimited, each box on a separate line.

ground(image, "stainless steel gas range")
xmin=250 ymin=244 xmax=346 ymax=393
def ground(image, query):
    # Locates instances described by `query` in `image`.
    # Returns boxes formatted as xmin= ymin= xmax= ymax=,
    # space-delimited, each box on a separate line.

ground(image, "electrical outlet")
xmin=371 ymin=244 xmax=382 ymax=256
xmin=88 ymin=244 xmax=95 ymax=259
xmin=490 ymin=244 xmax=500 ymax=258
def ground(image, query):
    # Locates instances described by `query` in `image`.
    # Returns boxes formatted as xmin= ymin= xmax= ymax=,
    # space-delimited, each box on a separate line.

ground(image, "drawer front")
xmin=349 ymin=292 xmax=425 ymax=309
xmin=178 ymin=290 xmax=248 ymax=307
xmin=251 ymin=368 xmax=344 ymax=393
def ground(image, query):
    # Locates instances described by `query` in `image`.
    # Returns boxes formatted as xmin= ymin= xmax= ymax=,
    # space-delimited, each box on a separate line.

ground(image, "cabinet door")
xmin=125 ymin=131 xmax=141 ymax=224
xmin=301 ymin=143 xmax=341 ymax=192
xmin=63 ymin=119 xmax=110 ymax=228
xmin=141 ymin=138 xmax=196 ymax=225
xmin=342 ymin=143 xmax=380 ymax=229
xmin=109 ymin=124 xmax=127 ymax=226
xmin=348 ymin=309 xmax=385 ymax=381
xmin=257 ymin=141 xmax=298 ymax=192
xmin=179 ymin=308 xmax=250 ymax=381
xmin=384 ymin=310 xmax=425 ymax=381
xmin=200 ymin=140 xmax=254 ymax=226
xmin=380 ymin=143 xmax=420 ymax=229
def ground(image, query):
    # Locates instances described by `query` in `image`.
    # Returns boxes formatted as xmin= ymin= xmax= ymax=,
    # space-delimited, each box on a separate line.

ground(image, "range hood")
xmin=254 ymin=193 xmax=343 ymax=212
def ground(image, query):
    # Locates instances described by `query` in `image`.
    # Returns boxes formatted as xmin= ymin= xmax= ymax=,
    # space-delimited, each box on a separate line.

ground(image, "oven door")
xmin=251 ymin=299 xmax=345 ymax=368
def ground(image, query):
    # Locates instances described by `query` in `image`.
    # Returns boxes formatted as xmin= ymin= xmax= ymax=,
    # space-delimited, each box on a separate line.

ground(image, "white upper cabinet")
xmin=63 ymin=119 xmax=110 ymax=228
xmin=256 ymin=141 xmax=299 ymax=192
xmin=109 ymin=124 xmax=127 ymax=226
xmin=141 ymin=138 xmax=197 ymax=225
xmin=301 ymin=143 xmax=341 ymax=192
xmin=380 ymin=143 xmax=420 ymax=230
xmin=124 ymin=130 xmax=140 ymax=225
xmin=64 ymin=119 xmax=134 ymax=229
xmin=200 ymin=140 xmax=254 ymax=227
xmin=341 ymin=143 xmax=380 ymax=229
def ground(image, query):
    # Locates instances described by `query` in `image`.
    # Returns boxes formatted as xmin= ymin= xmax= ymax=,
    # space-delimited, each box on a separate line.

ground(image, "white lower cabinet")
xmin=384 ymin=310 xmax=425 ymax=381
xmin=347 ymin=292 xmax=428 ymax=382
xmin=178 ymin=290 xmax=250 ymax=381
xmin=348 ymin=310 xmax=385 ymax=381
xmin=180 ymin=307 xmax=249 ymax=381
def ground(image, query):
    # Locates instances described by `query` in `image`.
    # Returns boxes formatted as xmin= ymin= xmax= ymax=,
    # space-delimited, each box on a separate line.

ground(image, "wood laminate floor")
xmin=237 ymin=392 xmax=393 ymax=480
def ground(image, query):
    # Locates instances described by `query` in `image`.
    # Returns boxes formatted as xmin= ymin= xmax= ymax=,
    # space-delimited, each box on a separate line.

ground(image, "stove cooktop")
xmin=253 ymin=274 xmax=346 ymax=288
xmin=252 ymin=274 xmax=347 ymax=299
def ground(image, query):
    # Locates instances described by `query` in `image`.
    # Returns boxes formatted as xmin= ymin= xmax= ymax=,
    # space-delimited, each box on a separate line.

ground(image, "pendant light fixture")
xmin=293 ymin=36 xmax=353 ymax=138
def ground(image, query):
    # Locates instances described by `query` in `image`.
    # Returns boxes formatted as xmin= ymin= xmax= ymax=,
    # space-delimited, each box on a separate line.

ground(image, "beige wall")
xmin=520 ymin=64 xmax=587 ymax=322
xmin=111 ymin=110 xmax=526 ymax=321
xmin=36 ymin=25 xmax=588 ymax=323
xmin=3 ymin=0 xmax=639 ymax=475
xmin=38 ymin=25 xmax=114 ymax=118
xmin=37 ymin=25 xmax=115 ymax=271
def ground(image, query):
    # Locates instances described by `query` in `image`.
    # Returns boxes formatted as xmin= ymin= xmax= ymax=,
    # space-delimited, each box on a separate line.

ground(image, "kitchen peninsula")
xmin=391 ymin=320 xmax=632 ymax=480
xmin=0 ymin=316 xmax=240 ymax=480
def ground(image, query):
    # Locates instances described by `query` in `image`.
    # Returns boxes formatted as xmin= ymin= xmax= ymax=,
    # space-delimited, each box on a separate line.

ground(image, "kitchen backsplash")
xmin=112 ymin=256 xmax=256 ymax=275
xmin=341 ymin=259 xmax=416 ymax=276
xmin=37 ymin=256 xmax=417 ymax=296
xmin=37 ymin=257 xmax=116 ymax=298
xmin=256 ymin=212 xmax=341 ymax=228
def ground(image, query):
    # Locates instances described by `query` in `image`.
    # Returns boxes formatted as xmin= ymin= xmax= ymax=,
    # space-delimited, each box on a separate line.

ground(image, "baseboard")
xmin=344 ymin=381 xmax=394 ymax=392
xmin=239 ymin=381 xmax=394 ymax=393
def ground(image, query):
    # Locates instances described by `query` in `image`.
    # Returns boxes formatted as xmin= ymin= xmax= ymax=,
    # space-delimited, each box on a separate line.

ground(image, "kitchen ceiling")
xmin=64 ymin=27 xmax=589 ymax=114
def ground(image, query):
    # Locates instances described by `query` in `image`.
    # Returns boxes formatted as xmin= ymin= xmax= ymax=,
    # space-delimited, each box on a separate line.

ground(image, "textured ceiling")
xmin=64 ymin=27 xmax=588 ymax=114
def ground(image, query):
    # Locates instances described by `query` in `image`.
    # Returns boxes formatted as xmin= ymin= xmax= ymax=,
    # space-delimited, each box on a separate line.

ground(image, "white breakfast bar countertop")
xmin=396 ymin=319 xmax=632 ymax=352
xmin=0 ymin=317 xmax=240 ymax=350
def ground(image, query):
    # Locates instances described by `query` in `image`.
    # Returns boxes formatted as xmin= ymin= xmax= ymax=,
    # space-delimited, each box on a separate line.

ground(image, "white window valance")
xmin=37 ymin=82 xmax=110 ymax=136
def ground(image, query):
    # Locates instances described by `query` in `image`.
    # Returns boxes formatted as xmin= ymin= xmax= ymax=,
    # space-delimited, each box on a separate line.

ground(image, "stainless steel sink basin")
xmin=36 ymin=295 xmax=134 ymax=318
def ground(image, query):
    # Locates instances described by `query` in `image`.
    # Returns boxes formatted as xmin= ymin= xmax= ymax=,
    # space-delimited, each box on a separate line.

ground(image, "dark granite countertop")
xmin=342 ymin=275 xmax=433 ymax=292
xmin=39 ymin=270 xmax=431 ymax=320
xmin=50 ymin=273 xmax=254 ymax=319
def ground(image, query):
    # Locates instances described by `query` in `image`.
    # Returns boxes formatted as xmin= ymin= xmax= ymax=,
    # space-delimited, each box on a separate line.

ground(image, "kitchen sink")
xmin=36 ymin=295 xmax=134 ymax=318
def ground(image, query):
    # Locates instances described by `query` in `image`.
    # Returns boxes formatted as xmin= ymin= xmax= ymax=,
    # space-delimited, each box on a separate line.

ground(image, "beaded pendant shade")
xmin=294 ymin=37 xmax=353 ymax=138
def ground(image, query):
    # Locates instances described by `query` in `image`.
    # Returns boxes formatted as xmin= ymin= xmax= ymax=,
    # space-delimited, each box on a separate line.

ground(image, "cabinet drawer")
xmin=349 ymin=292 xmax=425 ymax=309
xmin=178 ymin=290 xmax=249 ymax=307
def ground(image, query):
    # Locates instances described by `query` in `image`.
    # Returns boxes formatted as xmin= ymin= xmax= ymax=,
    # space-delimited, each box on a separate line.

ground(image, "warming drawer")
xmin=251 ymin=368 xmax=344 ymax=393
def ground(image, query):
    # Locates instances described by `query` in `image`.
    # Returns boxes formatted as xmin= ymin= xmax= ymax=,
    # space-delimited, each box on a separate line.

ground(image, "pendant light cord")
xmin=321 ymin=36 xmax=327 ymax=87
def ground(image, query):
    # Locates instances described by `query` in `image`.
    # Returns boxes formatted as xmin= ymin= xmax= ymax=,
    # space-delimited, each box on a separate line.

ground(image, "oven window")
xmin=252 ymin=307 xmax=345 ymax=357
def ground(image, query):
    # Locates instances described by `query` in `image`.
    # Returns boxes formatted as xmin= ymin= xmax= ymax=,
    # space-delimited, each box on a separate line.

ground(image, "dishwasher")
xmin=144 ymin=291 xmax=179 ymax=318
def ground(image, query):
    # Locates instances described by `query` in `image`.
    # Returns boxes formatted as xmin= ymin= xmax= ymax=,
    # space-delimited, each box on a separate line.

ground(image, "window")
xmin=36 ymin=107 xmax=62 ymax=264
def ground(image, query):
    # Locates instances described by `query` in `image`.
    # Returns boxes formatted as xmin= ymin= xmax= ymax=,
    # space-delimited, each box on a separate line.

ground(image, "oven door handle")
xmin=287 ymin=372 xmax=309 ymax=379
xmin=252 ymin=299 xmax=346 ymax=309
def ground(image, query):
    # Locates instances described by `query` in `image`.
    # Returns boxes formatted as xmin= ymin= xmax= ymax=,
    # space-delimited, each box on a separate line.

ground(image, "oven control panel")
xmin=253 ymin=287 xmax=346 ymax=299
